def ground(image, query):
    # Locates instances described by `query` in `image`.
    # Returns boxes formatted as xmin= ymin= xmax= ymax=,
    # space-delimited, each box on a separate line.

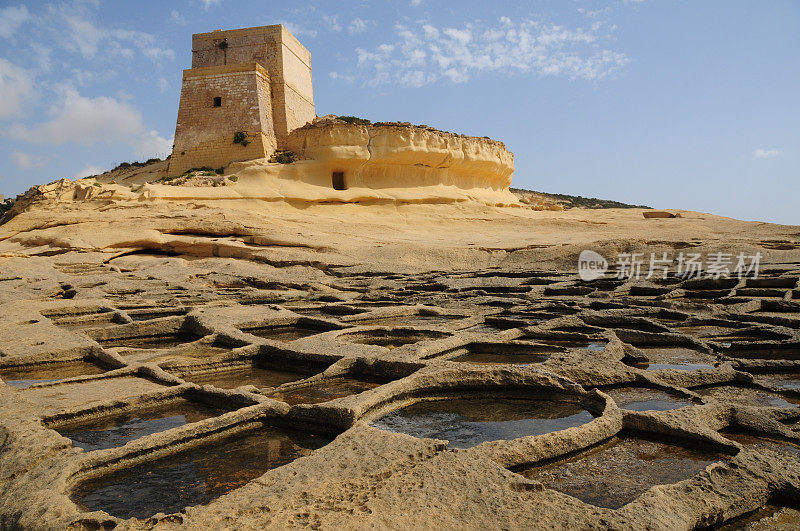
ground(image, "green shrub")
xmin=233 ymin=131 xmax=250 ymax=146
xmin=338 ymin=116 xmax=371 ymax=125
xmin=215 ymin=167 xmax=225 ymax=175
xmin=272 ymin=150 xmax=295 ymax=164
xmin=182 ymin=166 xmax=213 ymax=175
xmin=510 ymin=187 xmax=652 ymax=210
xmin=228 ymin=175 xmax=238 ymax=182
xmin=109 ymin=158 xmax=161 ymax=173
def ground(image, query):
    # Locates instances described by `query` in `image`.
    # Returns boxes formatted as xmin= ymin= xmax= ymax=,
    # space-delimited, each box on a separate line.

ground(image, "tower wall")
xmin=271 ymin=27 xmax=315 ymax=146
xmin=169 ymin=25 xmax=315 ymax=175
xmin=190 ymin=25 xmax=315 ymax=147
xmin=168 ymin=63 xmax=276 ymax=175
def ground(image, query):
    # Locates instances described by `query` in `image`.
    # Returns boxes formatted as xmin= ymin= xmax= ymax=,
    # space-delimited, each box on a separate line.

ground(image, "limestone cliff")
xmin=4 ymin=118 xmax=519 ymax=219
xmin=284 ymin=120 xmax=515 ymax=192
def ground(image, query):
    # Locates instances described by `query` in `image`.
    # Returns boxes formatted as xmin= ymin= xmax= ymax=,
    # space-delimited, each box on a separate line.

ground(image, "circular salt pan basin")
xmin=340 ymin=328 xmax=450 ymax=349
xmin=371 ymin=397 xmax=596 ymax=449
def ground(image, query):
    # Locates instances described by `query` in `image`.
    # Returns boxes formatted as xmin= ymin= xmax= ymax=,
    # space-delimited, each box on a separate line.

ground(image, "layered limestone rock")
xmin=283 ymin=120 xmax=515 ymax=193
xmin=6 ymin=122 xmax=518 ymax=212
xmin=0 ymin=207 xmax=799 ymax=529
xmin=148 ymin=120 xmax=518 ymax=206
xmin=2 ymin=165 xmax=800 ymax=529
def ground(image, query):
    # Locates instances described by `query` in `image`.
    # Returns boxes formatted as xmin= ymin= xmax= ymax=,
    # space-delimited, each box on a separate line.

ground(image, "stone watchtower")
xmin=168 ymin=25 xmax=315 ymax=175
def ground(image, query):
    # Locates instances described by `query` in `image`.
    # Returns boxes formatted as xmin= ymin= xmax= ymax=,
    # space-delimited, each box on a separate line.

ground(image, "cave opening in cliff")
xmin=332 ymin=172 xmax=346 ymax=190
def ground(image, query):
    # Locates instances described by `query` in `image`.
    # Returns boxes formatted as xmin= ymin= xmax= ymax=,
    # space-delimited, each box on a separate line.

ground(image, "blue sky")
xmin=0 ymin=0 xmax=797 ymax=224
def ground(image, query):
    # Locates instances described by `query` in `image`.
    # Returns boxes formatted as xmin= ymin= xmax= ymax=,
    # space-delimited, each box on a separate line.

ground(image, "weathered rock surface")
xmin=0 ymin=189 xmax=799 ymax=530
xmin=284 ymin=121 xmax=515 ymax=193
xmin=5 ymin=121 xmax=517 ymax=211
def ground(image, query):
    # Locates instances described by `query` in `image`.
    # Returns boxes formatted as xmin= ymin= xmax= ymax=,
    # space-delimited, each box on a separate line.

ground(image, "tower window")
xmin=332 ymin=171 xmax=346 ymax=190
xmin=213 ymin=97 xmax=222 ymax=107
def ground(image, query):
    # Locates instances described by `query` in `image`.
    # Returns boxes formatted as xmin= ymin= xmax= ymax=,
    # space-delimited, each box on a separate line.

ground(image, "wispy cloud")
xmin=329 ymin=71 xmax=355 ymax=83
xmin=73 ymin=163 xmax=105 ymax=179
xmin=0 ymin=4 xmax=32 ymax=39
xmin=169 ymin=10 xmax=186 ymax=25
xmin=752 ymin=148 xmax=781 ymax=159
xmin=12 ymin=151 xmax=46 ymax=169
xmin=36 ymin=2 xmax=175 ymax=66
xmin=199 ymin=0 xmax=223 ymax=9
xmin=355 ymin=17 xmax=628 ymax=87
xmin=279 ymin=20 xmax=318 ymax=39
xmin=323 ymin=15 xmax=342 ymax=32
xmin=348 ymin=18 xmax=374 ymax=35
xmin=0 ymin=1 xmax=174 ymax=166
xmin=31 ymin=43 xmax=53 ymax=72
xmin=140 ymin=45 xmax=176 ymax=63
xmin=9 ymin=87 xmax=172 ymax=159
xmin=71 ymin=67 xmax=116 ymax=86
xmin=0 ymin=59 xmax=34 ymax=118
xmin=577 ymin=7 xmax=611 ymax=19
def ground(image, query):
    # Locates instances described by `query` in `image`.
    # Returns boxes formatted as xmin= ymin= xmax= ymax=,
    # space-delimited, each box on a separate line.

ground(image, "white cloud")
xmin=199 ymin=0 xmax=223 ymax=9
xmin=323 ymin=15 xmax=342 ymax=32
xmin=355 ymin=18 xmax=628 ymax=87
xmin=71 ymin=68 xmax=116 ymax=86
xmin=141 ymin=46 xmax=176 ymax=63
xmin=109 ymin=29 xmax=175 ymax=65
xmin=12 ymin=151 xmax=45 ymax=169
xmin=135 ymin=130 xmax=173 ymax=159
xmin=0 ymin=59 xmax=34 ymax=118
xmin=73 ymin=164 xmax=104 ymax=179
xmin=0 ymin=4 xmax=31 ymax=39
xmin=51 ymin=5 xmax=104 ymax=57
xmin=158 ymin=77 xmax=170 ymax=92
xmin=9 ymin=87 xmax=172 ymax=159
xmin=329 ymin=71 xmax=355 ymax=83
xmin=410 ymin=0 xmax=423 ymax=6
xmin=752 ymin=149 xmax=781 ymax=159
xmin=279 ymin=20 xmax=318 ymax=39
xmin=578 ymin=7 xmax=611 ymax=18
xmin=170 ymin=10 xmax=186 ymax=25
xmin=31 ymin=43 xmax=53 ymax=72
xmin=348 ymin=18 xmax=374 ymax=34
xmin=44 ymin=3 xmax=175 ymax=65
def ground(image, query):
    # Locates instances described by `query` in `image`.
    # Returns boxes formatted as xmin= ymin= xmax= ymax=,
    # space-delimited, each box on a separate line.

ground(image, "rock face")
xmin=284 ymin=121 xmax=515 ymax=193
xmin=4 ymin=122 xmax=519 ymax=214
xmin=1 ymin=177 xmax=800 ymax=530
